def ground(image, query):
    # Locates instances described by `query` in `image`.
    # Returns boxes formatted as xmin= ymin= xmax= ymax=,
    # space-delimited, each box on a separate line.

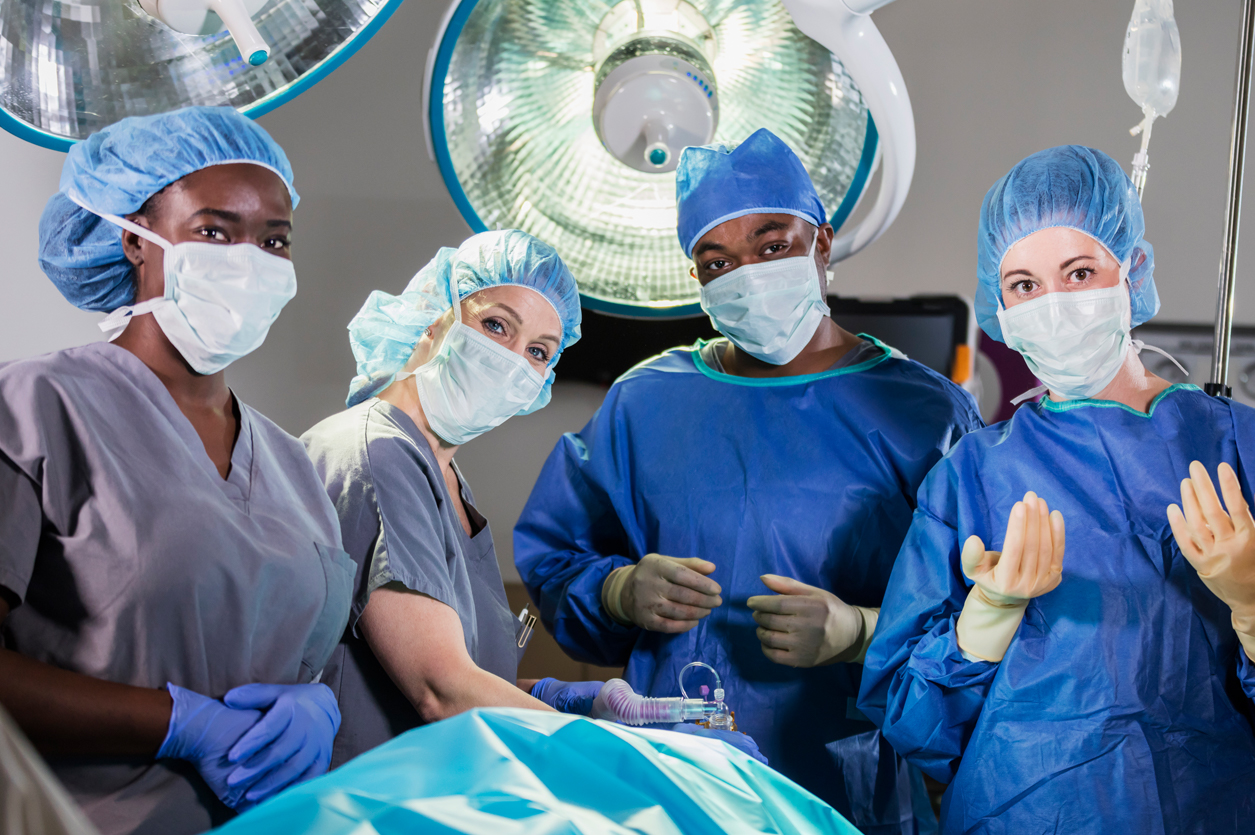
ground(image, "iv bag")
xmin=1123 ymin=0 xmax=1181 ymax=120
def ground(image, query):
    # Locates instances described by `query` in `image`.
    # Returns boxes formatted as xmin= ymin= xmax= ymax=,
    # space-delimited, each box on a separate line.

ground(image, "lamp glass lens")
xmin=439 ymin=0 xmax=870 ymax=312
xmin=0 ymin=0 xmax=392 ymax=142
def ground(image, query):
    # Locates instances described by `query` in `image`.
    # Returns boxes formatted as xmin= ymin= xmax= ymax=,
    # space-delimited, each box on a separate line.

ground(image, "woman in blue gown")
xmin=858 ymin=145 xmax=1255 ymax=833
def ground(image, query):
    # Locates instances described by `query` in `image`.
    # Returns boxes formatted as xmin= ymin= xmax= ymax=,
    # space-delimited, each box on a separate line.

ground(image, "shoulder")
xmin=0 ymin=343 xmax=117 ymax=396
xmin=853 ymin=354 xmax=984 ymax=431
xmin=613 ymin=342 xmax=703 ymax=387
xmin=303 ymin=401 xmax=438 ymax=496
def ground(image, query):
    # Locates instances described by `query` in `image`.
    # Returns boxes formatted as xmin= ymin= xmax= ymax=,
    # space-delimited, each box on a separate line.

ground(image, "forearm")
xmin=396 ymin=661 xmax=554 ymax=724
xmin=0 ymin=648 xmax=172 ymax=756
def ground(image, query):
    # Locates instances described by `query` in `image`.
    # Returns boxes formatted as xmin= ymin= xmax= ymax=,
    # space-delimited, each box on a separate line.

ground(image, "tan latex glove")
xmin=1167 ymin=461 xmax=1255 ymax=658
xmin=747 ymin=575 xmax=878 ymax=667
xmin=956 ymin=492 xmax=1066 ymax=662
xmin=601 ymin=553 xmax=722 ymax=633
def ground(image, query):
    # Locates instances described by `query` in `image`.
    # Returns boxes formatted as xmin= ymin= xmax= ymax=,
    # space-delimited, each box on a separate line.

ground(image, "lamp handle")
xmin=781 ymin=0 xmax=915 ymax=263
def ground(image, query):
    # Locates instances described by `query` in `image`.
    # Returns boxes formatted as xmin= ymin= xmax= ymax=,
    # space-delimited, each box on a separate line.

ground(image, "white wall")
xmin=0 ymin=0 xmax=1248 ymax=580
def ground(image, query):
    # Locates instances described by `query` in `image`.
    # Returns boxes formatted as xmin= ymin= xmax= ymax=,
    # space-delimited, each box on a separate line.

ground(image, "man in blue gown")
xmin=514 ymin=129 xmax=983 ymax=833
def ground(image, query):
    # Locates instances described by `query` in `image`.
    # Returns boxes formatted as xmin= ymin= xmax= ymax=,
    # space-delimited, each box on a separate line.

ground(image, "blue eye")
xmin=484 ymin=318 xmax=505 ymax=334
xmin=529 ymin=346 xmax=550 ymax=363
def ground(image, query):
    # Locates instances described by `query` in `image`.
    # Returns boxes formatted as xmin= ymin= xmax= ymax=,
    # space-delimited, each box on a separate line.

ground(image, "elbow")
xmin=409 ymin=685 xmax=457 ymax=724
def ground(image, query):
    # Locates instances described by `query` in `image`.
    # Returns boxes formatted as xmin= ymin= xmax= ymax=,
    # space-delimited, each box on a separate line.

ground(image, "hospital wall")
xmin=0 ymin=0 xmax=1247 ymax=590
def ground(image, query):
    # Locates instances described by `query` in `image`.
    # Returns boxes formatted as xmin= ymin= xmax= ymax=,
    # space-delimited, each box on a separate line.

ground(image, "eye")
xmin=264 ymin=235 xmax=291 ymax=251
xmin=1006 ymin=279 xmax=1038 ymax=296
xmin=528 ymin=345 xmax=550 ymax=364
xmin=764 ymin=242 xmax=788 ymax=254
xmin=704 ymin=259 xmax=730 ymax=272
xmin=482 ymin=317 xmax=506 ymax=336
xmin=1069 ymin=267 xmax=1094 ymax=282
xmin=196 ymin=226 xmax=229 ymax=242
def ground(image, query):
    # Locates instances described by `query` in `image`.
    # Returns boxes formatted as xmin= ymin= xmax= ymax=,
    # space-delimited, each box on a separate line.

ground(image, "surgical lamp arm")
xmin=780 ymin=0 xmax=915 ymax=263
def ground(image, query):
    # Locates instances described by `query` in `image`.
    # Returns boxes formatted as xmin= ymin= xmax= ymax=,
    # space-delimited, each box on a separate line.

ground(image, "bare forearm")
xmin=400 ymin=663 xmax=553 ymax=723
xmin=0 ymin=648 xmax=172 ymax=756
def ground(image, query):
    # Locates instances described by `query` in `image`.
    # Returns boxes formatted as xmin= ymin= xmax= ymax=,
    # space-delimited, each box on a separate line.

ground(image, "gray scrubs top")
xmin=0 ymin=343 xmax=355 ymax=835
xmin=300 ymin=399 xmax=520 ymax=768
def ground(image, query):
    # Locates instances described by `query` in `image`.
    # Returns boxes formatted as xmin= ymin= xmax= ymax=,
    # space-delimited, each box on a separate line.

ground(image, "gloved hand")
xmin=747 ymin=575 xmax=878 ymax=667
xmin=156 ymin=683 xmax=264 ymax=810
xmin=601 ymin=553 xmax=722 ymax=633
xmin=662 ymin=723 xmax=768 ymax=765
xmin=529 ymin=678 xmax=604 ymax=715
xmin=1168 ymin=461 xmax=1255 ymax=657
xmin=956 ymin=492 xmax=1065 ymax=662
xmin=220 ymin=683 xmax=341 ymax=807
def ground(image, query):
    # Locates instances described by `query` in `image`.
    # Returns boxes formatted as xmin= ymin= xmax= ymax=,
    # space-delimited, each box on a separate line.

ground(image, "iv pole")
xmin=1208 ymin=0 xmax=1255 ymax=397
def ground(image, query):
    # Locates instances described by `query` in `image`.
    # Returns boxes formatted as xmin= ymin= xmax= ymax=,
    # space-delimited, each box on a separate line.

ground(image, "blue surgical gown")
xmin=858 ymin=384 xmax=1255 ymax=834
xmin=514 ymin=339 xmax=983 ymax=833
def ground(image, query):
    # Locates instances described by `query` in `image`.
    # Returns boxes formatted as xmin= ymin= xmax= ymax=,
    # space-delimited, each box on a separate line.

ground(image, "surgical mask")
xmin=92 ymin=211 xmax=297 ymax=375
xmin=996 ymin=280 xmax=1133 ymax=401
xmin=399 ymin=280 xmax=550 ymax=447
xmin=698 ymin=230 xmax=829 ymax=365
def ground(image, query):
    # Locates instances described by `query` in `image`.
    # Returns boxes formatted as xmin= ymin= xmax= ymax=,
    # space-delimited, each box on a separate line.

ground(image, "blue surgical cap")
xmin=39 ymin=106 xmax=298 ymax=312
xmin=346 ymin=229 xmax=583 ymax=408
xmin=977 ymin=145 xmax=1158 ymax=342
xmin=675 ymin=128 xmax=826 ymax=258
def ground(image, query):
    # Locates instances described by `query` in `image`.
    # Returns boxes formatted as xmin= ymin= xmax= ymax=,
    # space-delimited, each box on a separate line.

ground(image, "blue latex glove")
xmin=664 ymin=723 xmax=768 ymax=765
xmin=530 ymin=678 xmax=605 ymax=715
xmin=156 ymin=683 xmax=264 ymax=809
xmin=221 ymin=683 xmax=341 ymax=806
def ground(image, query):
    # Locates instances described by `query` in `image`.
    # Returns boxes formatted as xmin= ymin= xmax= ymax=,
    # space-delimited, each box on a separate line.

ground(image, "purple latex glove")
xmin=221 ymin=682 xmax=340 ymax=806
xmin=664 ymin=723 xmax=768 ymax=765
xmin=156 ymin=683 xmax=264 ymax=809
xmin=530 ymin=678 xmax=604 ymax=715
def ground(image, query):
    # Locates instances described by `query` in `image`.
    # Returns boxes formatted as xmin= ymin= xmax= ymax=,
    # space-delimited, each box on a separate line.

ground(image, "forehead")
xmin=696 ymin=212 xmax=811 ymax=248
xmin=465 ymin=284 xmax=561 ymax=330
xmin=1001 ymin=226 xmax=1117 ymax=273
xmin=165 ymin=163 xmax=292 ymax=214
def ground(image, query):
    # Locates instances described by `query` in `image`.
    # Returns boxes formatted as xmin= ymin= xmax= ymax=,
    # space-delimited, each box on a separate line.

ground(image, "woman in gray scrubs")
xmin=302 ymin=231 xmax=593 ymax=766
xmin=0 ymin=107 xmax=354 ymax=835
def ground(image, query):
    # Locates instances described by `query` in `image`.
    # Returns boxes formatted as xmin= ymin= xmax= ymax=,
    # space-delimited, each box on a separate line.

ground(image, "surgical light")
xmin=0 ymin=0 xmax=406 ymax=150
xmin=426 ymin=0 xmax=915 ymax=316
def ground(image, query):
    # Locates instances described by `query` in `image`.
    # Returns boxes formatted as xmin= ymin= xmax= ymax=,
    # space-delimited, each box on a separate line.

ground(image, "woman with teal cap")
xmin=302 ymin=230 xmax=765 ymax=767
xmin=301 ymin=231 xmax=586 ymax=765
xmin=0 ymin=107 xmax=353 ymax=834
xmin=859 ymin=145 xmax=1255 ymax=832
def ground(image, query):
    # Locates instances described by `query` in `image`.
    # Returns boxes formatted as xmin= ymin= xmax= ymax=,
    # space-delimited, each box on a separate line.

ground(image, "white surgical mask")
xmin=92 ymin=211 xmax=297 ymax=375
xmin=996 ymin=280 xmax=1133 ymax=401
xmin=400 ymin=280 xmax=550 ymax=447
xmin=699 ymin=229 xmax=829 ymax=365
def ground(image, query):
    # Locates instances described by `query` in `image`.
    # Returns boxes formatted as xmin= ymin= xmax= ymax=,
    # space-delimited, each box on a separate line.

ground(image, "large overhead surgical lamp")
xmin=425 ymin=0 xmax=914 ymax=316
xmin=0 ymin=0 xmax=406 ymax=150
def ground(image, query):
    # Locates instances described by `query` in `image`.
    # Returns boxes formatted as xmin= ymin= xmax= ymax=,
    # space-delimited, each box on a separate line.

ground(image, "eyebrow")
xmin=693 ymin=220 xmax=795 ymax=259
xmin=187 ymin=208 xmax=291 ymax=228
xmin=1003 ymin=253 xmax=1101 ymax=281
xmin=748 ymin=219 xmax=791 ymax=240
xmin=491 ymin=303 xmax=560 ymax=347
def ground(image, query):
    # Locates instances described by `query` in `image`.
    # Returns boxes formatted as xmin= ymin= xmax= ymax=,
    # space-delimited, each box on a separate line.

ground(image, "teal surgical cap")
xmin=346 ymin=230 xmax=583 ymax=408
xmin=675 ymin=128 xmax=826 ymax=259
xmin=38 ymin=106 xmax=298 ymax=312
xmin=977 ymin=144 xmax=1158 ymax=342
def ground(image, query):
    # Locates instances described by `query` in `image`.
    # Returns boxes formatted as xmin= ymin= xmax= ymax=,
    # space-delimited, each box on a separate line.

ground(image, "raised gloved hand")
xmin=220 ymin=683 xmax=341 ymax=807
xmin=662 ymin=723 xmax=768 ymax=765
xmin=601 ymin=553 xmax=722 ymax=633
xmin=529 ymin=679 xmax=604 ymax=715
xmin=956 ymin=492 xmax=1065 ymax=662
xmin=747 ymin=575 xmax=878 ymax=667
xmin=1168 ymin=461 xmax=1255 ymax=658
xmin=156 ymin=683 xmax=264 ymax=810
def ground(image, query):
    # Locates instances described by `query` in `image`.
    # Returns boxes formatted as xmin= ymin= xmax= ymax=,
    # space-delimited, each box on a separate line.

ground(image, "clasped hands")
xmin=158 ymin=681 xmax=340 ymax=811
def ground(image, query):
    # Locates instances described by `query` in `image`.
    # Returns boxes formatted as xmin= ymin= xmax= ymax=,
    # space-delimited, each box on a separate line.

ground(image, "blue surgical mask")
xmin=698 ymin=230 xmax=829 ymax=365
